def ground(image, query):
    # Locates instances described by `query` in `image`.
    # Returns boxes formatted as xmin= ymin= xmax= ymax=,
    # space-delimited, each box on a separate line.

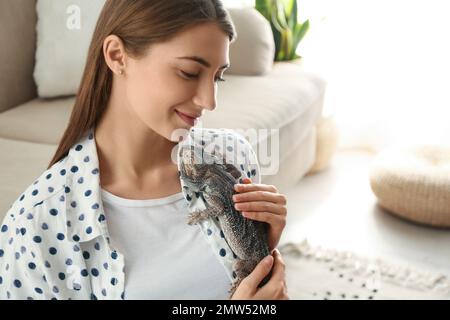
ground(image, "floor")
xmin=278 ymin=150 xmax=450 ymax=277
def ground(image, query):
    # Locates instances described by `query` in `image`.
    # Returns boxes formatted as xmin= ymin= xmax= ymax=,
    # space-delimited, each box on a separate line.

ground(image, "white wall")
xmin=296 ymin=0 xmax=450 ymax=151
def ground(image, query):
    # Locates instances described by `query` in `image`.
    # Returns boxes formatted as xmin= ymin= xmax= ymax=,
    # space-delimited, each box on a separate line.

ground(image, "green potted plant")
xmin=255 ymin=0 xmax=310 ymax=61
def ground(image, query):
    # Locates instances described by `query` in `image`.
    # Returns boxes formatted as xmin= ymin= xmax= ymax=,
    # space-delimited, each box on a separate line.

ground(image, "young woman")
xmin=0 ymin=0 xmax=288 ymax=300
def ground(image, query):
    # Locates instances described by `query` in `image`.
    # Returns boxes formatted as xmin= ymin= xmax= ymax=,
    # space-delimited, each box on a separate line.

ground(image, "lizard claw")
xmin=187 ymin=209 xmax=208 ymax=225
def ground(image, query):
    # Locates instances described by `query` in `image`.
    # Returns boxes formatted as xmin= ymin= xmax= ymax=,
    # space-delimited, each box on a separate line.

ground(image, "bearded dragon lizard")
xmin=178 ymin=143 xmax=271 ymax=298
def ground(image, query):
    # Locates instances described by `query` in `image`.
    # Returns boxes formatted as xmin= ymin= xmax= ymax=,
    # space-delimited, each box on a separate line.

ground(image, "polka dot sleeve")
xmin=234 ymin=131 xmax=261 ymax=185
xmin=0 ymin=212 xmax=53 ymax=300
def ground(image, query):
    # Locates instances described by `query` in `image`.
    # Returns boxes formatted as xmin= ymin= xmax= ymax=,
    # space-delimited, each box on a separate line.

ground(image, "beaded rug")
xmin=279 ymin=240 xmax=450 ymax=300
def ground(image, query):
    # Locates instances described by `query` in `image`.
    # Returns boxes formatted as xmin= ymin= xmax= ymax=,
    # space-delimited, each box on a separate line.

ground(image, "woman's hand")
xmin=233 ymin=178 xmax=288 ymax=252
xmin=230 ymin=249 xmax=289 ymax=300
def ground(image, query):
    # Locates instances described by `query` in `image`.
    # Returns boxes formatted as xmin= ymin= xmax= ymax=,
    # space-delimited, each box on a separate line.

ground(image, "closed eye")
xmin=181 ymin=71 xmax=226 ymax=83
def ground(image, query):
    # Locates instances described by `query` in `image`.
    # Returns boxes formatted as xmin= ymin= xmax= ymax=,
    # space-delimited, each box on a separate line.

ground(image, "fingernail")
xmin=264 ymin=255 xmax=273 ymax=265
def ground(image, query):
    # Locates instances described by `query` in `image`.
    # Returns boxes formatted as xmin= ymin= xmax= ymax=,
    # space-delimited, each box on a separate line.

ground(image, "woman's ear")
xmin=103 ymin=35 xmax=127 ymax=76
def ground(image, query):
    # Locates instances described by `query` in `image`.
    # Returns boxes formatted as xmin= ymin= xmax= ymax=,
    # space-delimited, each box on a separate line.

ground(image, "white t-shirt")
xmin=100 ymin=188 xmax=231 ymax=300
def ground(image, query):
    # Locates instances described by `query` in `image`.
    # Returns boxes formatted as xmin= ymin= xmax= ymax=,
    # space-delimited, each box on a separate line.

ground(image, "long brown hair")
xmin=48 ymin=0 xmax=236 ymax=169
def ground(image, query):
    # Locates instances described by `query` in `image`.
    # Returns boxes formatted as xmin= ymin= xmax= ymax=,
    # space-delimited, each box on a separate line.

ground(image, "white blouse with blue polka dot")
xmin=0 ymin=126 xmax=260 ymax=300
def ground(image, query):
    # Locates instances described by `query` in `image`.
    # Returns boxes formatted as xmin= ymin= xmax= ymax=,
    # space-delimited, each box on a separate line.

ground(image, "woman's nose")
xmin=194 ymin=83 xmax=218 ymax=112
xmin=194 ymin=99 xmax=216 ymax=112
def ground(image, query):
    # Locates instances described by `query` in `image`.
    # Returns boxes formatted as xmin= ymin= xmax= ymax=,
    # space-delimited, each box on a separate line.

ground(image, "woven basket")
xmin=369 ymin=145 xmax=450 ymax=228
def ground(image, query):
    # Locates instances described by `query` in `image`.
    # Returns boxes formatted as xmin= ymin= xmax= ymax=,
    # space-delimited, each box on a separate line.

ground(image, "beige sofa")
xmin=0 ymin=0 xmax=326 ymax=219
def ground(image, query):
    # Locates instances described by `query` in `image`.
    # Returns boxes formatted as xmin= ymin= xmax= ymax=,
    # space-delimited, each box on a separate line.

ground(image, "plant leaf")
xmin=282 ymin=0 xmax=297 ymax=30
xmin=271 ymin=5 xmax=285 ymax=33
xmin=275 ymin=0 xmax=289 ymax=29
xmin=293 ymin=19 xmax=310 ymax=48
xmin=255 ymin=0 xmax=309 ymax=61
xmin=255 ymin=0 xmax=272 ymax=21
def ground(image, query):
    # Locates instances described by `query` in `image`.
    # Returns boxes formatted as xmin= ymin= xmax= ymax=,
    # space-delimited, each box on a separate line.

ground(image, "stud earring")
xmin=119 ymin=69 xmax=124 ymax=75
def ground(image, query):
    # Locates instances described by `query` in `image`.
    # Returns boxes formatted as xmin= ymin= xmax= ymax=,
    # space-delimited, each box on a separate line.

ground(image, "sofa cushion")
xmin=0 ymin=97 xmax=74 ymax=145
xmin=34 ymin=0 xmax=106 ymax=98
xmin=226 ymin=8 xmax=275 ymax=76
xmin=0 ymin=138 xmax=57 ymax=221
xmin=0 ymin=0 xmax=37 ymax=112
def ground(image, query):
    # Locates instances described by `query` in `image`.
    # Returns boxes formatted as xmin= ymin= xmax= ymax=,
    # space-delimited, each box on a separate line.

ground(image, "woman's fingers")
xmin=234 ymin=183 xmax=279 ymax=194
xmin=267 ymin=250 xmax=289 ymax=299
xmin=241 ymin=255 xmax=274 ymax=292
xmin=234 ymin=201 xmax=287 ymax=216
xmin=269 ymin=249 xmax=286 ymax=283
xmin=233 ymin=190 xmax=287 ymax=206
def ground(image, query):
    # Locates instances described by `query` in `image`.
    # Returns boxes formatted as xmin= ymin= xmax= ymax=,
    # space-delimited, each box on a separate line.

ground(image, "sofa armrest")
xmin=0 ymin=0 xmax=37 ymax=113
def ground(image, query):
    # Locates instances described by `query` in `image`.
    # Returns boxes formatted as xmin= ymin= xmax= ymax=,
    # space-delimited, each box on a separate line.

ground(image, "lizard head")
xmin=178 ymin=144 xmax=242 ymax=189
xmin=179 ymin=145 xmax=212 ymax=177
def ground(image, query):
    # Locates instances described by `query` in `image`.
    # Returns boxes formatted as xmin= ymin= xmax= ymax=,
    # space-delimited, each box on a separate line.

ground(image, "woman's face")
xmin=124 ymin=22 xmax=230 ymax=142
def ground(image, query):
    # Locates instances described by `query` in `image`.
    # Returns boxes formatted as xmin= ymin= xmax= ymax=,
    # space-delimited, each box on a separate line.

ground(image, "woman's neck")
xmin=94 ymin=98 xmax=181 ymax=199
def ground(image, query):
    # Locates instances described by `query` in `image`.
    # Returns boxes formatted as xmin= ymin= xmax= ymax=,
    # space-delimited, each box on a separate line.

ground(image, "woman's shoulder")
xmin=4 ymin=156 xmax=70 ymax=225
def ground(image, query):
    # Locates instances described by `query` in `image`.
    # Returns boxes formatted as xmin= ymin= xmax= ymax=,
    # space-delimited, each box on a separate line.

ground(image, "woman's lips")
xmin=176 ymin=110 xmax=198 ymax=126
